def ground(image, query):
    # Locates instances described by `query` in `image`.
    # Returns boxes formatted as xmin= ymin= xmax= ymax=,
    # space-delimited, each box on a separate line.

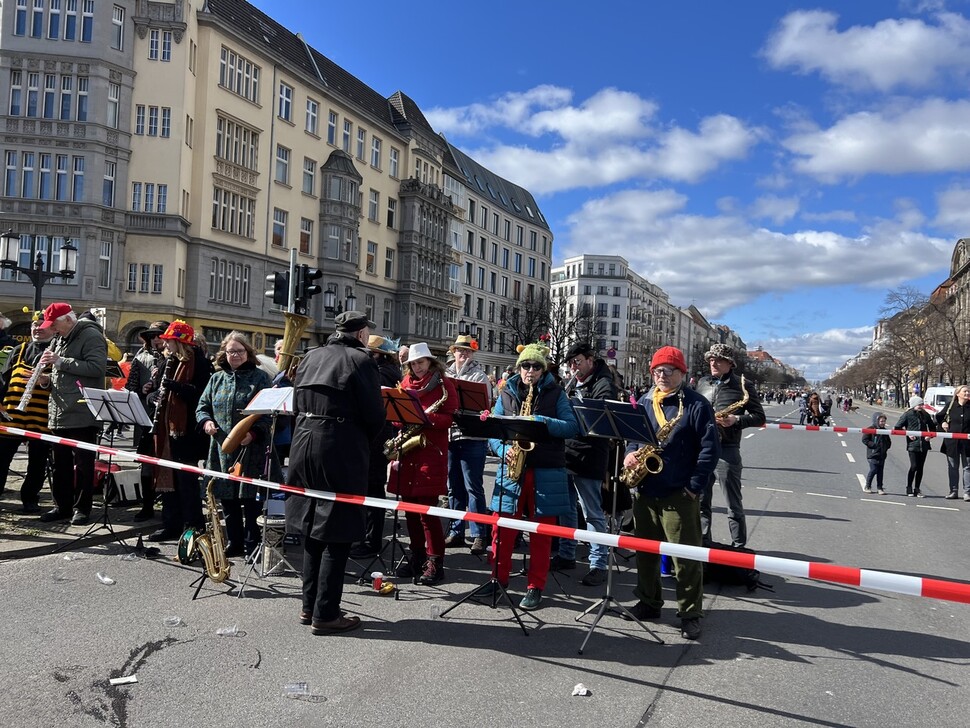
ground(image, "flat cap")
xmin=335 ymin=310 xmax=376 ymax=333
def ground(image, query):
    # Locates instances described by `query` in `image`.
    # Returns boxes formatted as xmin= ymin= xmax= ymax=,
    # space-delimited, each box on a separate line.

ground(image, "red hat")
xmin=650 ymin=346 xmax=687 ymax=373
xmin=38 ymin=302 xmax=73 ymax=329
xmin=159 ymin=319 xmax=195 ymax=345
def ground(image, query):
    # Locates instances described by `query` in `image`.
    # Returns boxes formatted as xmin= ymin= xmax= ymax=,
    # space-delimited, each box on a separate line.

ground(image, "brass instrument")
xmin=714 ymin=374 xmax=750 ymax=420
xmin=383 ymin=384 xmax=449 ymax=460
xmin=15 ymin=362 xmax=48 ymax=412
xmin=278 ymin=311 xmax=312 ymax=375
xmin=619 ymin=390 xmax=685 ymax=489
xmin=177 ymin=477 xmax=231 ymax=581
xmin=506 ymin=383 xmax=536 ymax=481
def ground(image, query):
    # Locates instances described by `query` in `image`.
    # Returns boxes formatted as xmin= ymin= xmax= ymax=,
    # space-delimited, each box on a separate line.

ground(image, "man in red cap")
xmin=621 ymin=345 xmax=720 ymax=640
xmin=35 ymin=302 xmax=107 ymax=525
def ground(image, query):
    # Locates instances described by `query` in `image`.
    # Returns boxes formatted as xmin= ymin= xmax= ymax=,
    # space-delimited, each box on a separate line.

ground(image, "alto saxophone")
xmin=177 ymin=477 xmax=231 ymax=582
xmin=714 ymin=374 xmax=750 ymax=420
xmin=506 ymin=383 xmax=536 ymax=481
xmin=383 ymin=383 xmax=449 ymax=460
xmin=619 ymin=390 xmax=685 ymax=489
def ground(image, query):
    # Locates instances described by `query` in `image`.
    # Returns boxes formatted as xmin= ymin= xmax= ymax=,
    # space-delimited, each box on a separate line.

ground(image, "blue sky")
xmin=252 ymin=0 xmax=970 ymax=382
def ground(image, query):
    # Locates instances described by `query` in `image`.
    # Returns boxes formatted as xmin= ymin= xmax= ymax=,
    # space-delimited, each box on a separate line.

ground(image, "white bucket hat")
xmin=404 ymin=341 xmax=434 ymax=364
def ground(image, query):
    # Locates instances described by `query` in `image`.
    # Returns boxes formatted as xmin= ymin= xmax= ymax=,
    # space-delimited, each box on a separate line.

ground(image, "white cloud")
xmin=755 ymin=326 xmax=875 ymax=382
xmin=783 ymin=98 xmax=970 ymax=180
xmin=560 ymin=188 xmax=952 ymax=319
xmin=801 ymin=209 xmax=858 ymax=223
xmin=762 ymin=10 xmax=970 ymax=91
xmin=749 ymin=195 xmax=800 ymax=224
xmin=934 ymin=184 xmax=970 ymax=232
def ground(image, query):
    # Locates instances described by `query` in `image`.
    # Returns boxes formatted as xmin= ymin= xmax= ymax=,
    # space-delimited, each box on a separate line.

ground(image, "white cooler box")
xmin=109 ymin=468 xmax=142 ymax=505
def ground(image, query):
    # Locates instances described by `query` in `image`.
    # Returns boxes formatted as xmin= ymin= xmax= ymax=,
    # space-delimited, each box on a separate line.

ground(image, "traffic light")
xmin=265 ymin=271 xmax=289 ymax=307
xmin=293 ymin=265 xmax=323 ymax=315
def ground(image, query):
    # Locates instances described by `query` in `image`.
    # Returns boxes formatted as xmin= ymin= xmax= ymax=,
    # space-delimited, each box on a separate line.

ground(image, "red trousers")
xmin=404 ymin=494 xmax=445 ymax=559
xmin=490 ymin=469 xmax=555 ymax=590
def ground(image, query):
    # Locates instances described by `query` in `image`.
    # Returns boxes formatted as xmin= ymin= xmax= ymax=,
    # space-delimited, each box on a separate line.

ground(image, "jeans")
xmin=865 ymin=457 xmax=886 ymax=490
xmin=945 ymin=452 xmax=970 ymax=495
xmin=700 ymin=446 xmax=746 ymax=548
xmin=446 ymin=439 xmax=488 ymax=539
xmin=558 ymin=474 xmax=609 ymax=570
xmin=633 ymin=489 xmax=703 ymax=619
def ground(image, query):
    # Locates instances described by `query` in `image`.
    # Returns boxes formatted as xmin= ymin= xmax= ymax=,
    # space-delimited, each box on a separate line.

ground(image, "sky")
xmin=251 ymin=0 xmax=970 ymax=383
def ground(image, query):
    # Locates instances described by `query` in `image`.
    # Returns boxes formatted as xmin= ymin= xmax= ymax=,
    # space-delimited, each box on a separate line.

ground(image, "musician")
xmin=146 ymin=321 xmax=213 ymax=542
xmin=555 ymin=342 xmax=619 ymax=587
xmin=938 ymin=385 xmax=970 ymax=501
xmin=487 ymin=342 xmax=580 ymax=611
xmin=35 ymin=302 xmax=107 ymax=526
xmin=693 ymin=343 xmax=764 ymax=549
xmin=387 ymin=342 xmax=458 ymax=585
xmin=622 ymin=346 xmax=719 ymax=640
xmin=444 ymin=333 xmax=492 ymax=555
xmin=196 ymin=331 xmax=272 ymax=557
xmin=286 ymin=310 xmax=384 ymax=635
xmin=0 ymin=310 xmax=54 ymax=513
xmin=125 ymin=320 xmax=169 ymax=521
xmin=349 ymin=334 xmax=402 ymax=559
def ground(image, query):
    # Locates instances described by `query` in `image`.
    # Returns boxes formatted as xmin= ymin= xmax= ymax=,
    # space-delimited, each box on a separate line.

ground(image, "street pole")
xmin=31 ymin=253 xmax=44 ymax=312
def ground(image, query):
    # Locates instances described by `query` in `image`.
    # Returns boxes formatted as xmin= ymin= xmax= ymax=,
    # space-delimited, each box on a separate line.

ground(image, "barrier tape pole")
xmin=4 ymin=424 xmax=969 ymax=605
xmin=761 ymin=423 xmax=966 ymax=439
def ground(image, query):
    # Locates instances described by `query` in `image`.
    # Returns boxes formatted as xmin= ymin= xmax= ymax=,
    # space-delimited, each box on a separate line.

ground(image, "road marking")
xmin=846 ymin=453 xmax=856 ymax=463
xmin=757 ymin=486 xmax=793 ymax=493
xmin=744 ymin=433 xmax=755 ymax=439
xmin=916 ymin=504 xmax=960 ymax=511
xmin=855 ymin=474 xmax=866 ymax=488
xmin=841 ymin=440 xmax=847 ymax=447
xmin=861 ymin=498 xmax=905 ymax=506
xmin=806 ymin=492 xmax=848 ymax=499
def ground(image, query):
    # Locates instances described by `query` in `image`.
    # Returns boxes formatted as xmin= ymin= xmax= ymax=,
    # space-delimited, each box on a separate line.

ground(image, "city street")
xmin=1 ymin=400 xmax=969 ymax=727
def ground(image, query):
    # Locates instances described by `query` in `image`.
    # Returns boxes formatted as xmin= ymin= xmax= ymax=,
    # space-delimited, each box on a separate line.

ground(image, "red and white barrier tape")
xmin=762 ymin=423 xmax=967 ymax=439
xmin=4 ymin=423 xmax=970 ymax=605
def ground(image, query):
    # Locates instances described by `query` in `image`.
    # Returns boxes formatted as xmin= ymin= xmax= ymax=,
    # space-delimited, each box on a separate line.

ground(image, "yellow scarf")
xmin=651 ymin=385 xmax=680 ymax=428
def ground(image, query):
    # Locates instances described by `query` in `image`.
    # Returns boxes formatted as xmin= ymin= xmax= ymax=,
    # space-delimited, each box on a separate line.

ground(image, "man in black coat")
xmin=693 ymin=343 xmax=765 ymax=549
xmin=286 ymin=311 xmax=384 ymax=635
xmin=554 ymin=342 xmax=618 ymax=586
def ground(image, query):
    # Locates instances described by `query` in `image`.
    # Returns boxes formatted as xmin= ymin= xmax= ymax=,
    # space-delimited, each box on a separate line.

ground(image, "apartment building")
xmin=0 ymin=0 xmax=549 ymax=365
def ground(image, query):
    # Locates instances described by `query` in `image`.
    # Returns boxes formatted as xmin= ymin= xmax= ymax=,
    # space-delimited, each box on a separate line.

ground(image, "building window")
xmin=127 ymin=262 xmax=137 ymax=292
xmin=31 ymin=0 xmax=43 ymax=37
xmin=106 ymin=83 xmax=119 ymax=128
xmin=98 ymin=239 xmax=111 ymax=288
xmin=148 ymin=106 xmax=158 ymax=135
xmin=356 ymin=128 xmax=366 ymax=160
xmin=71 ymin=155 xmax=83 ymax=201
xmin=55 ymin=154 xmax=67 ymax=200
xmin=272 ymin=208 xmax=287 ymax=247
xmin=158 ymin=184 xmax=167 ymax=213
xmin=38 ymin=153 xmax=52 ymax=199
xmin=383 ymin=298 xmax=392 ymax=329
xmin=160 ymin=107 xmax=171 ymax=137
xmin=367 ymin=189 xmax=379 ymax=222
xmin=80 ymin=0 xmax=93 ymax=41
xmin=370 ymin=137 xmax=382 ymax=169
xmin=9 ymin=71 xmax=22 ymax=116
xmin=65 ymin=0 xmax=77 ymax=41
xmin=327 ymin=111 xmax=337 ymax=145
xmin=102 ymin=161 xmax=115 ymax=206
xmin=14 ymin=0 xmax=27 ymax=36
xmin=302 ymin=157 xmax=315 ymax=195
xmin=153 ymin=264 xmax=163 ymax=293
xmin=211 ymin=186 xmax=256 ymax=238
xmin=342 ymin=119 xmax=352 ymax=152
xmin=219 ymin=46 xmax=260 ymax=103
xmin=26 ymin=72 xmax=39 ymax=117
xmin=386 ymin=198 xmax=397 ymax=229
xmin=135 ymin=105 xmax=145 ymax=134
xmin=389 ymin=147 xmax=399 ymax=178
xmin=366 ymin=241 xmax=377 ymax=274
xmin=20 ymin=152 xmax=34 ymax=199
xmin=111 ymin=5 xmax=124 ymax=50
xmin=275 ymin=145 xmax=290 ymax=185
xmin=300 ymin=218 xmax=312 ymax=255
xmin=384 ymin=249 xmax=394 ymax=279
xmin=162 ymin=31 xmax=172 ymax=62
xmin=59 ymin=76 xmax=72 ymax=120
xmin=43 ymin=73 xmax=55 ymax=118
xmin=149 ymin=28 xmax=159 ymax=59
xmin=215 ymin=116 xmax=259 ymax=170
xmin=278 ymin=82 xmax=292 ymax=121
xmin=140 ymin=263 xmax=150 ymax=293
xmin=305 ymin=98 xmax=318 ymax=135
xmin=131 ymin=182 xmax=142 ymax=211
xmin=144 ymin=183 xmax=155 ymax=212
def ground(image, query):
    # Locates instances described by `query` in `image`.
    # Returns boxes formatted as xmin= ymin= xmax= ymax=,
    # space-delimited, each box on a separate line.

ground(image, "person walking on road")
xmin=894 ymin=396 xmax=935 ymax=497
xmin=861 ymin=412 xmax=891 ymax=495
xmin=937 ymin=384 xmax=970 ymax=501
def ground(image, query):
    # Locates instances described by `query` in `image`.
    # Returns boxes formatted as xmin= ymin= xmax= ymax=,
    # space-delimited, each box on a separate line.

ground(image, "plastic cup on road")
xmin=371 ymin=572 xmax=383 ymax=591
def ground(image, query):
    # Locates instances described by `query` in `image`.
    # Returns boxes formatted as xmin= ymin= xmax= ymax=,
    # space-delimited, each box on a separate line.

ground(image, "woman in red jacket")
xmin=387 ymin=342 xmax=457 ymax=585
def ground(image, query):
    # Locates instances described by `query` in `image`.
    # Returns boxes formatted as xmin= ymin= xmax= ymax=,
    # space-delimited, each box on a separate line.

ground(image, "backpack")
xmin=703 ymin=542 xmax=773 ymax=592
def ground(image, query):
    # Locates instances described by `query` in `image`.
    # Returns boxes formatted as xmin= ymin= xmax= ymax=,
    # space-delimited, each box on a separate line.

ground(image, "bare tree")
xmin=499 ymin=290 xmax=551 ymax=355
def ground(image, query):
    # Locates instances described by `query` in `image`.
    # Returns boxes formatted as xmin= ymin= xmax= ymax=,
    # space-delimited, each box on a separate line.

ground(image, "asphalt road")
xmin=1 ymin=401 xmax=968 ymax=727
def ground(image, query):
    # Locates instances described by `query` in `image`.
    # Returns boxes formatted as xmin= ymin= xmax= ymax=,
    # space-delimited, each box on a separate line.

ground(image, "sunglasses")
xmin=520 ymin=362 xmax=544 ymax=371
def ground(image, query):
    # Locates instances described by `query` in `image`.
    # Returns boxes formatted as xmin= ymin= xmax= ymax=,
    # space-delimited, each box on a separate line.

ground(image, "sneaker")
xmin=549 ymin=555 xmax=576 ymax=571
xmin=443 ymin=533 xmax=466 ymax=549
xmin=945 ymin=492 xmax=958 ymax=500
xmin=518 ymin=587 xmax=542 ymax=610
xmin=681 ymin=617 xmax=702 ymax=640
xmin=907 ymin=491 xmax=916 ymax=497
xmin=877 ymin=489 xmax=886 ymax=495
xmin=862 ymin=487 xmax=872 ymax=493
xmin=964 ymin=494 xmax=970 ymax=502
xmin=915 ymin=492 xmax=925 ymax=498
xmin=469 ymin=537 xmax=487 ymax=556
xmin=581 ymin=568 xmax=608 ymax=587
xmin=475 ymin=581 xmax=508 ymax=600
xmin=620 ymin=601 xmax=662 ymax=621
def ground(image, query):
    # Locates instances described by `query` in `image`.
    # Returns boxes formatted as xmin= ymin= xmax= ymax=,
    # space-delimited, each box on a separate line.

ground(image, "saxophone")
xmin=383 ymin=383 xmax=449 ymax=460
xmin=506 ymin=384 xmax=536 ymax=481
xmin=619 ymin=389 xmax=685 ymax=489
xmin=177 ymin=477 xmax=231 ymax=582
xmin=714 ymin=374 xmax=750 ymax=420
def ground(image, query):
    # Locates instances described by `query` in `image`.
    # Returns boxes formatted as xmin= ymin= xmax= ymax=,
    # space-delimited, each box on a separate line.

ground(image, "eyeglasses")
xmin=520 ymin=362 xmax=544 ymax=371
xmin=225 ymin=349 xmax=247 ymax=357
xmin=567 ymin=357 xmax=585 ymax=368
xmin=651 ymin=366 xmax=678 ymax=377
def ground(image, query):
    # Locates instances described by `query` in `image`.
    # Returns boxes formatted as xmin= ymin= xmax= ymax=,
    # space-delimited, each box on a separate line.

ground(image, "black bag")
xmin=703 ymin=542 xmax=772 ymax=592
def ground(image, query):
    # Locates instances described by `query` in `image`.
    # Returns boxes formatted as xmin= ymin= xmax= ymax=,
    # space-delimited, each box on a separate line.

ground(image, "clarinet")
xmin=151 ymin=355 xmax=178 ymax=434
xmin=15 ymin=361 xmax=47 ymax=412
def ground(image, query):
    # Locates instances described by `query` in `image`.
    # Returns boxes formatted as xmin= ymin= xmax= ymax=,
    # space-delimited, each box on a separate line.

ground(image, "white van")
xmin=923 ymin=386 xmax=955 ymax=417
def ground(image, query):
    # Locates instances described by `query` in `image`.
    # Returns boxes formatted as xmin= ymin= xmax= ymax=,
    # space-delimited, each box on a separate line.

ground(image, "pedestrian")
xmin=937 ymin=385 xmax=970 ymax=500
xmin=621 ymin=346 xmax=720 ymax=640
xmin=861 ymin=412 xmax=891 ymax=495
xmin=894 ymin=396 xmax=935 ymax=497
xmin=285 ymin=311 xmax=384 ymax=635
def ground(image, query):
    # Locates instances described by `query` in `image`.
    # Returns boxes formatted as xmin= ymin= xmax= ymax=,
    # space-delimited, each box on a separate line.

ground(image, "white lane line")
xmin=806 ymin=492 xmax=848 ymax=499
xmin=757 ymin=486 xmax=794 ymax=493
xmin=744 ymin=433 xmax=756 ymax=439
xmin=846 ymin=453 xmax=856 ymax=463
xmin=862 ymin=498 xmax=906 ymax=506
xmin=916 ymin=504 xmax=960 ymax=511
xmin=841 ymin=440 xmax=847 ymax=447
xmin=855 ymin=474 xmax=866 ymax=488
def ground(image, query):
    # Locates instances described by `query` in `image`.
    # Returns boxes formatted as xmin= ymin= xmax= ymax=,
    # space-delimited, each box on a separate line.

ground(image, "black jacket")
xmin=694 ymin=370 xmax=765 ymax=447
xmin=862 ymin=412 xmax=891 ymax=460
xmin=938 ymin=400 xmax=970 ymax=457
xmin=894 ymin=407 xmax=935 ymax=453
xmin=564 ymin=358 xmax=618 ymax=479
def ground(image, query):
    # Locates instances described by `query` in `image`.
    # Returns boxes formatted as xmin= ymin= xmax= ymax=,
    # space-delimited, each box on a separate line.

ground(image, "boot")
xmin=419 ymin=555 xmax=444 ymax=586
xmin=396 ymin=548 xmax=426 ymax=580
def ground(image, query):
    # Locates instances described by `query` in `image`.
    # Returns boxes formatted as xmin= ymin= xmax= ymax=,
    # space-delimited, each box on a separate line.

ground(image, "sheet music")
xmin=242 ymin=386 xmax=294 ymax=415
xmin=81 ymin=387 xmax=153 ymax=427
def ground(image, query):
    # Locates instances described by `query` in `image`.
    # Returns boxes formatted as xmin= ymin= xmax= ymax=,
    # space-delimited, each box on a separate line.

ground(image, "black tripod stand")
xmin=55 ymin=387 xmax=152 ymax=555
xmin=439 ymin=413 xmax=549 ymax=636
xmin=570 ymin=398 xmax=663 ymax=653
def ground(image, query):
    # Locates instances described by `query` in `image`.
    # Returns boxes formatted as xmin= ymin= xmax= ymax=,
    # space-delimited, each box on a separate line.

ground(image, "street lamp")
xmin=345 ymin=289 xmax=357 ymax=312
xmin=323 ymin=285 xmax=338 ymax=315
xmin=0 ymin=230 xmax=77 ymax=311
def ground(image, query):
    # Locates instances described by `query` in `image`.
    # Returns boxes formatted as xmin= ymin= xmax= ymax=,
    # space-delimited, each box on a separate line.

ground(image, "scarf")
xmin=407 ymin=370 xmax=442 ymax=399
xmin=651 ymin=385 xmax=681 ymax=429
xmin=152 ymin=353 xmax=196 ymax=492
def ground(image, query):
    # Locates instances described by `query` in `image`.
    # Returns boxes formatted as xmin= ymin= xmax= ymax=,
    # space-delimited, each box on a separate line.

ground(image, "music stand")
xmin=353 ymin=387 xmax=430 ymax=582
xmin=439 ymin=413 xmax=550 ymax=636
xmin=237 ymin=387 xmax=299 ymax=597
xmin=446 ymin=377 xmax=493 ymax=547
xmin=570 ymin=398 xmax=664 ymax=653
xmin=55 ymin=386 xmax=152 ymax=554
